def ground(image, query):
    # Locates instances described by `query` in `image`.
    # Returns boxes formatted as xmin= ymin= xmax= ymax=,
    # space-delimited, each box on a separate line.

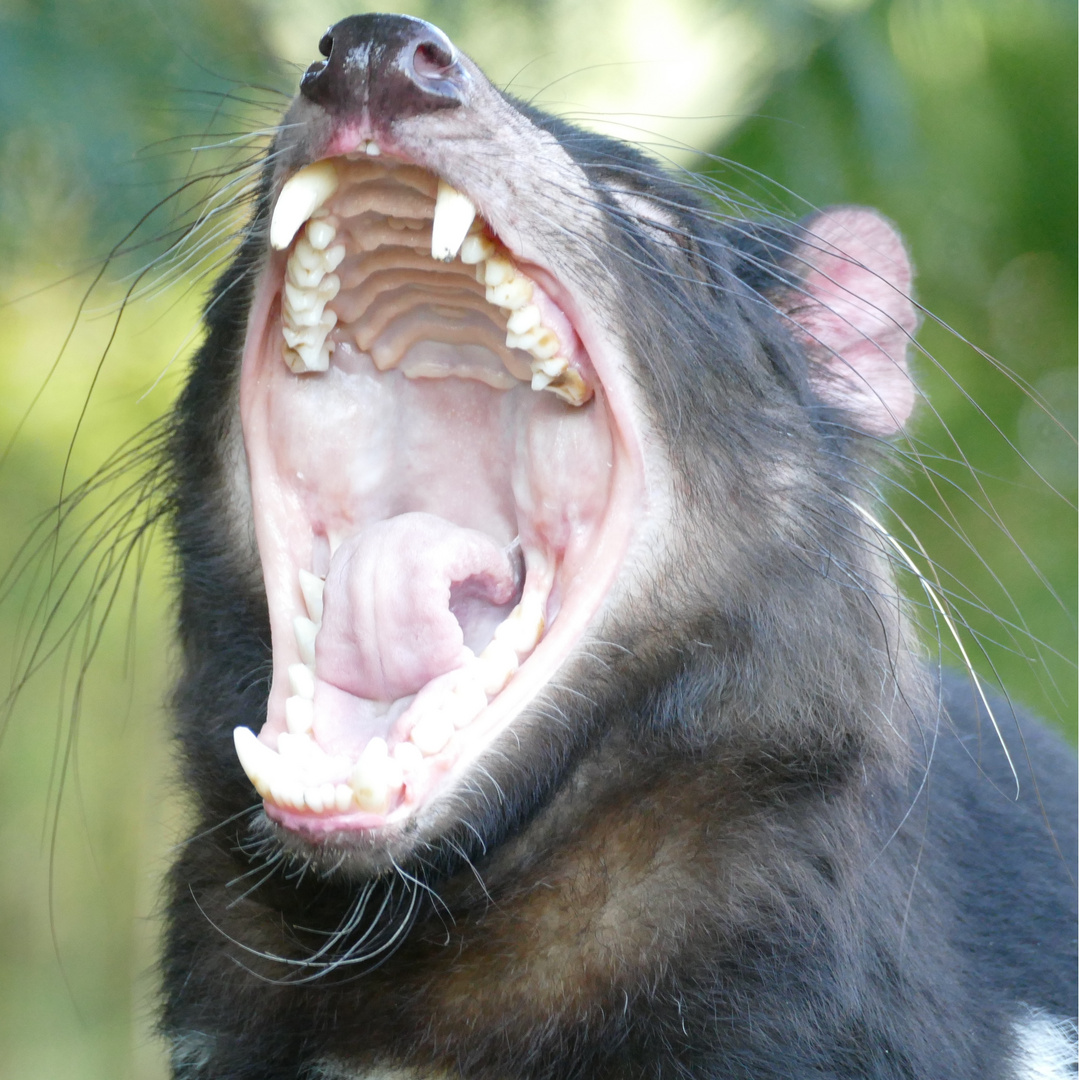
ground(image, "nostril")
xmin=318 ymin=30 xmax=333 ymax=58
xmin=412 ymin=37 xmax=455 ymax=78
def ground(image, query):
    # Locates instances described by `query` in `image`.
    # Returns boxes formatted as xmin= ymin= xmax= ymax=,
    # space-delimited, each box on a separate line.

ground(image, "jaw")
xmin=235 ymin=149 xmax=645 ymax=851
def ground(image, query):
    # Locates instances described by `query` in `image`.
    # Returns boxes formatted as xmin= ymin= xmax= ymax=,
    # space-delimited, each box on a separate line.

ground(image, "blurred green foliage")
xmin=0 ymin=0 xmax=1074 ymax=1077
xmin=722 ymin=0 xmax=1077 ymax=732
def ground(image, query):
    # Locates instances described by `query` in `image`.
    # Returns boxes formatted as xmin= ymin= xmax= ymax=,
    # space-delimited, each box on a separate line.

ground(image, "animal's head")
xmin=177 ymin=14 xmax=918 ymax=879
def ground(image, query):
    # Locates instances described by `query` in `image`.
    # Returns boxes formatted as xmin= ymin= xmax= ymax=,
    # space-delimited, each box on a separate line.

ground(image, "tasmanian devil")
xmin=159 ymin=13 xmax=1077 ymax=1079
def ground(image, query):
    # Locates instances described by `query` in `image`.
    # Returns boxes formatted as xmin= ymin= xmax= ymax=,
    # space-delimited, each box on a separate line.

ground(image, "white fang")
xmin=270 ymin=161 xmax=340 ymax=251
xmin=431 ymin=180 xmax=478 ymax=262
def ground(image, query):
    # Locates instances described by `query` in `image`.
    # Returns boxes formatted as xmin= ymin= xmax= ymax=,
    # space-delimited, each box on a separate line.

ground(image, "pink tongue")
xmin=315 ymin=512 xmax=519 ymax=702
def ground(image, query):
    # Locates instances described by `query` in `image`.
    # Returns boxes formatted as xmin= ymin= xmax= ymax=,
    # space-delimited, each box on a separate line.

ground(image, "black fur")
xmin=156 ymin=17 xmax=1076 ymax=1079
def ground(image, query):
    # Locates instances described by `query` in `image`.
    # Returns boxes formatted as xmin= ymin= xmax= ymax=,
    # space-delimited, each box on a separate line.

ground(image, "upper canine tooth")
xmin=431 ymin=180 xmax=478 ymax=262
xmin=270 ymin=160 xmax=340 ymax=251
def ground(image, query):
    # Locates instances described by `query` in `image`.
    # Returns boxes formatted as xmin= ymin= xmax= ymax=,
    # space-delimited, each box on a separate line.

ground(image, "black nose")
xmin=300 ymin=14 xmax=467 ymax=121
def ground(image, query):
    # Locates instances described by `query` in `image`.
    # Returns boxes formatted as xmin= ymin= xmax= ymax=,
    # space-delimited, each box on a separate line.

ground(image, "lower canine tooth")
xmin=233 ymin=726 xmax=280 ymax=796
xmin=431 ymin=180 xmax=478 ymax=262
xmin=294 ymin=616 xmax=318 ymax=666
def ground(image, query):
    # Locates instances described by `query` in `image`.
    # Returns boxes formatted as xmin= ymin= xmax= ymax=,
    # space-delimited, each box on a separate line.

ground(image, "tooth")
xmin=284 ymin=282 xmax=317 ymax=313
xmin=535 ymin=356 xmax=568 ymax=377
xmin=459 ymin=233 xmax=495 ymax=265
xmin=409 ymin=713 xmax=454 ymax=756
xmin=294 ymin=616 xmax=318 ymax=666
xmin=292 ymin=237 xmax=324 ymax=272
xmin=547 ymin=368 xmax=591 ymax=406
xmin=334 ymin=784 xmax=354 ymax=812
xmin=288 ymin=662 xmax=315 ymax=700
xmin=487 ymin=276 xmax=532 ymax=310
xmin=283 ymin=346 xmax=306 ymax=374
xmin=304 ymin=787 xmax=326 ymax=813
xmin=271 ymin=160 xmax=340 ymax=251
xmin=271 ymin=778 xmax=305 ymax=810
xmin=365 ymin=141 xmax=381 ymax=157
xmin=527 ymin=331 xmax=560 ymax=360
xmin=393 ymin=741 xmax=424 ymax=772
xmin=450 ymin=679 xmax=489 ymax=728
xmin=284 ymin=695 xmax=314 ymax=734
xmin=306 ymin=219 xmax=336 ymax=251
xmin=507 ymin=326 xmax=558 ymax=357
xmin=483 ymin=257 xmax=514 ymax=287
xmin=287 ymin=257 xmax=326 ymax=290
xmin=233 ymin=726 xmax=281 ymax=797
xmin=349 ymin=742 xmax=392 ymax=812
xmin=284 ymin=301 xmax=337 ymax=333
xmin=431 ymin=180 xmax=478 ymax=262
xmin=291 ymin=340 xmax=332 ymax=373
xmin=323 ymin=244 xmax=346 ymax=273
xmin=299 ymin=569 xmax=325 ymax=623
xmin=477 ymin=639 xmax=519 ymax=697
xmin=493 ymin=595 xmax=545 ymax=656
xmin=506 ymin=305 xmax=541 ymax=334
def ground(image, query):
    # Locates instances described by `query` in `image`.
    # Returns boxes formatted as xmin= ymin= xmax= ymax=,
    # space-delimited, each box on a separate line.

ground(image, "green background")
xmin=0 ymin=0 xmax=1074 ymax=1076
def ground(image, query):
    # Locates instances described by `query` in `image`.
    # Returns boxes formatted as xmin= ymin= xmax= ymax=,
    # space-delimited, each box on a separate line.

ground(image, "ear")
xmin=775 ymin=207 xmax=918 ymax=436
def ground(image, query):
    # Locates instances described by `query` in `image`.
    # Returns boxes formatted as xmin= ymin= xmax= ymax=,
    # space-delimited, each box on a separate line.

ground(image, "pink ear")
xmin=777 ymin=207 xmax=918 ymax=436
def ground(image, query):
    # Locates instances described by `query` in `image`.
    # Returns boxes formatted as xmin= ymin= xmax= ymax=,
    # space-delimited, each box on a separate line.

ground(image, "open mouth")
xmin=235 ymin=150 xmax=640 ymax=836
